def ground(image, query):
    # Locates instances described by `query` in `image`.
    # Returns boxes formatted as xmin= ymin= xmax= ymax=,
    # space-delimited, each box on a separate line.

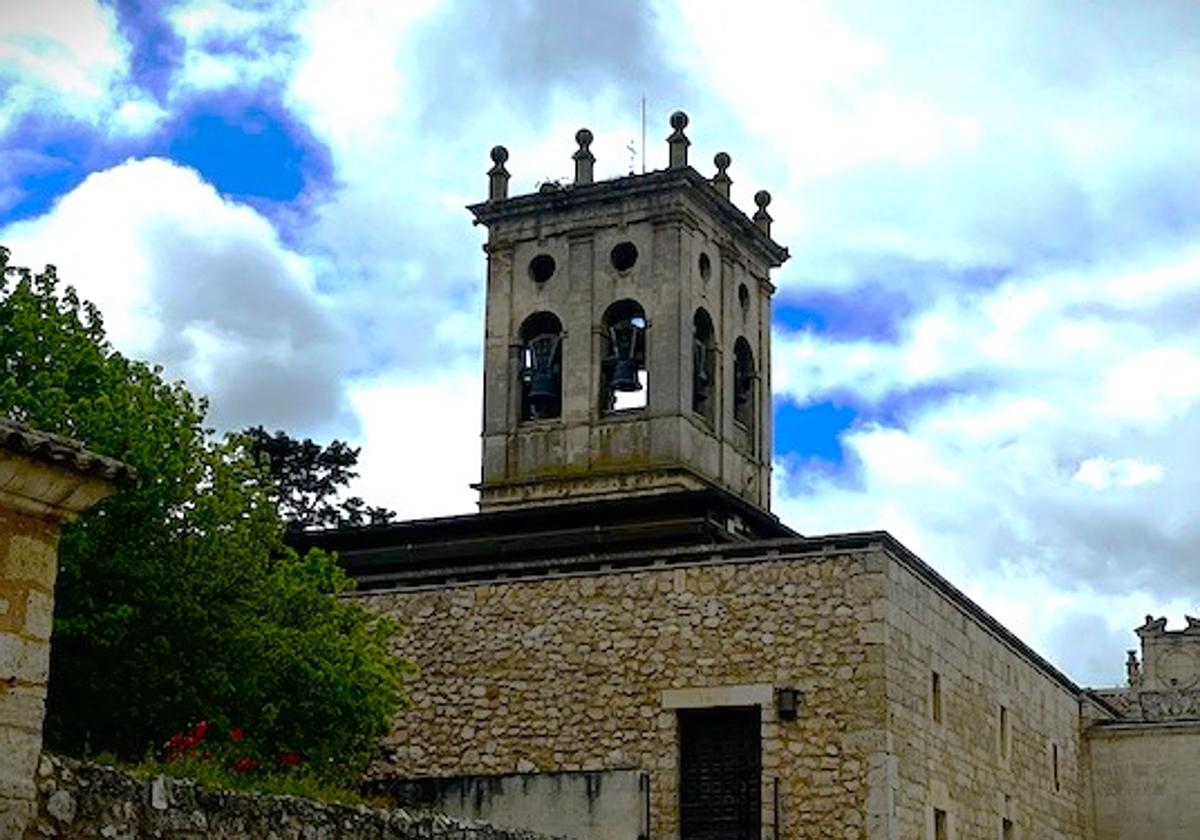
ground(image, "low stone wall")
xmin=28 ymin=754 xmax=557 ymax=840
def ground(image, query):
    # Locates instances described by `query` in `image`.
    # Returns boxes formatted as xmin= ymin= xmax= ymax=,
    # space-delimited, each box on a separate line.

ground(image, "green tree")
xmin=243 ymin=426 xmax=396 ymax=529
xmin=0 ymin=247 xmax=412 ymax=779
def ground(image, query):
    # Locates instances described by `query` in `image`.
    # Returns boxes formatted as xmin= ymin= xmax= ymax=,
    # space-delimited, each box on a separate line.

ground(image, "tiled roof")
xmin=0 ymin=417 xmax=136 ymax=484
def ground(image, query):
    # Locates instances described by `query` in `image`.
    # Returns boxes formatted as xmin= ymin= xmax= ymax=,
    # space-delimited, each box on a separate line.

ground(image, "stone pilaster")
xmin=0 ymin=421 xmax=127 ymax=838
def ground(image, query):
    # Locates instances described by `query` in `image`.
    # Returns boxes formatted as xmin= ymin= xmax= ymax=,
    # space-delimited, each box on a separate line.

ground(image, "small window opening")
xmin=518 ymin=312 xmax=563 ymax=421
xmin=1052 ymin=742 xmax=1060 ymax=792
xmin=528 ymin=254 xmax=556 ymax=283
xmin=999 ymin=705 xmax=1011 ymax=761
xmin=601 ymin=299 xmax=647 ymax=412
xmin=931 ymin=671 xmax=942 ymax=723
xmin=738 ymin=282 xmax=750 ymax=312
xmin=733 ymin=338 xmax=755 ymax=431
xmin=610 ymin=241 xmax=638 ymax=272
xmin=933 ymin=808 xmax=948 ymax=840
xmin=692 ymin=309 xmax=715 ymax=420
xmin=698 ymin=252 xmax=712 ymax=280
xmin=1002 ymin=817 xmax=1014 ymax=840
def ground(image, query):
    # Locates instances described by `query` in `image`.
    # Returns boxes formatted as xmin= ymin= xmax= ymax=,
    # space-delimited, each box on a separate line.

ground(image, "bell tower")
xmin=471 ymin=112 xmax=788 ymax=512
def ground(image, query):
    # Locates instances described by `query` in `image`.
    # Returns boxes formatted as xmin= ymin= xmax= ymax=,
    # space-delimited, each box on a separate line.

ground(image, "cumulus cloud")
xmin=0 ymin=0 xmax=163 ymax=134
xmin=347 ymin=369 xmax=481 ymax=520
xmin=0 ymin=158 xmax=352 ymax=435
xmin=5 ymin=0 xmax=1200 ymax=684
xmin=772 ymin=252 xmax=1200 ymax=681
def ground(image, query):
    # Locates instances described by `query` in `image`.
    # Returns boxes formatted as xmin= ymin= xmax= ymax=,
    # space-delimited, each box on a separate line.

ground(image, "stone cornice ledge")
xmin=0 ymin=449 xmax=118 ymax=523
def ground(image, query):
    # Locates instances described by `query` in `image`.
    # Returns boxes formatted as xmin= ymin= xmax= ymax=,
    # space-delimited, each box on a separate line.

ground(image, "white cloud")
xmin=772 ymin=244 xmax=1200 ymax=652
xmin=0 ymin=0 xmax=162 ymax=135
xmin=1 ymin=158 xmax=352 ymax=435
xmin=168 ymin=0 xmax=304 ymax=95
xmin=1073 ymin=458 xmax=1164 ymax=491
xmin=347 ymin=369 xmax=480 ymax=520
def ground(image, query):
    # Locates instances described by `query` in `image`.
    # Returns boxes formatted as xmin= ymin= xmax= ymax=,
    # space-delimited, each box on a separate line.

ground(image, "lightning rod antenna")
xmin=640 ymin=96 xmax=647 ymax=174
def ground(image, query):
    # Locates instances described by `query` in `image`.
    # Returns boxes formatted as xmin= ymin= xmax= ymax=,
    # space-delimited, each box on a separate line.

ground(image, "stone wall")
xmin=358 ymin=546 xmax=891 ymax=840
xmin=881 ymin=553 xmax=1088 ymax=840
xmin=27 ymin=753 xmax=557 ymax=840
xmin=374 ymin=769 xmax=648 ymax=840
xmin=1085 ymin=722 xmax=1200 ymax=840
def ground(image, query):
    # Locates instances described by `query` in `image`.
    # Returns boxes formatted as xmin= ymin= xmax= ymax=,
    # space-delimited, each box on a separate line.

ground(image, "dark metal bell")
xmin=528 ymin=371 xmax=558 ymax=405
xmin=610 ymin=358 xmax=643 ymax=392
xmin=693 ymin=340 xmax=710 ymax=401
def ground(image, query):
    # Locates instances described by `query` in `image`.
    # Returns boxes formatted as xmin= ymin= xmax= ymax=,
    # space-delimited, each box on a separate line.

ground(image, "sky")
xmin=3 ymin=0 xmax=1200 ymax=686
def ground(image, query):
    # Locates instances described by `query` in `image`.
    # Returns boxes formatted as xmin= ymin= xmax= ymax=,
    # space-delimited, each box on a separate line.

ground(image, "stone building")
xmin=305 ymin=114 xmax=1194 ymax=840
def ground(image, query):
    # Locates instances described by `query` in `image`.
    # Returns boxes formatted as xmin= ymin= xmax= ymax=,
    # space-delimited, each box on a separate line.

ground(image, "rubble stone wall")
xmin=358 ymin=547 xmax=892 ymax=840
xmin=882 ymin=555 xmax=1089 ymax=839
xmin=27 ymin=753 xmax=556 ymax=840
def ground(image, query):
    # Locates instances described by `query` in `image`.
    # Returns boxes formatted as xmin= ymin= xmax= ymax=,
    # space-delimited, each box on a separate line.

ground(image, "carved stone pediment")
xmin=1138 ymin=690 xmax=1200 ymax=721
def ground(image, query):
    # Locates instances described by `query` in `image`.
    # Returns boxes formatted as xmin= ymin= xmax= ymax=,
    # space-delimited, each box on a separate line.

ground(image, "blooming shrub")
xmin=163 ymin=719 xmax=306 ymax=779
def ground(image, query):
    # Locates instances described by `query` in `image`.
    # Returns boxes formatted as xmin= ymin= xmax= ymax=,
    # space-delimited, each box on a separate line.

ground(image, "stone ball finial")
xmin=488 ymin=146 xmax=511 ymax=201
xmin=667 ymin=111 xmax=691 ymax=169
xmin=573 ymin=129 xmax=596 ymax=185
xmin=752 ymin=190 xmax=773 ymax=234
xmin=712 ymin=152 xmax=733 ymax=199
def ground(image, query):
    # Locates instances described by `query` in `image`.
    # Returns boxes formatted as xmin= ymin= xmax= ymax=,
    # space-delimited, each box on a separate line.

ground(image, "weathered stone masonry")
xmin=0 ymin=420 xmax=128 ymax=838
xmin=27 ymin=753 xmax=559 ymax=840
xmin=882 ymin=550 xmax=1088 ymax=840
xmin=355 ymin=537 xmax=1093 ymax=840
xmin=362 ymin=546 xmax=886 ymax=840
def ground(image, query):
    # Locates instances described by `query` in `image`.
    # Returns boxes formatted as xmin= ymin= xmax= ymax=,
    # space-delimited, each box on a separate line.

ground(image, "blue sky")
xmin=4 ymin=0 xmax=1200 ymax=684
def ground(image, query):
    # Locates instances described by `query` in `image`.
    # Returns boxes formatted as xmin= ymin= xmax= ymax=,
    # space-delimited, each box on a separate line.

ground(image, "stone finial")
xmin=573 ymin=128 xmax=595 ymax=186
xmin=752 ymin=190 xmax=773 ymax=234
xmin=667 ymin=111 xmax=690 ymax=170
xmin=1126 ymin=650 xmax=1142 ymax=687
xmin=488 ymin=145 xmax=510 ymax=201
xmin=712 ymin=152 xmax=732 ymax=200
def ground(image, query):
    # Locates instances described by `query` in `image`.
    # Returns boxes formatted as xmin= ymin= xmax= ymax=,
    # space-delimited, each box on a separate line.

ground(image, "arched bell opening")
xmin=692 ymin=308 xmax=716 ymax=422
xmin=518 ymin=312 xmax=564 ymax=421
xmin=733 ymin=337 xmax=756 ymax=435
xmin=601 ymin=299 xmax=648 ymax=412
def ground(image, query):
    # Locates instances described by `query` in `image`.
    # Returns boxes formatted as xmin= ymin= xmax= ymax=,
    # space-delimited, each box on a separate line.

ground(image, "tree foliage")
xmin=0 ymin=247 xmax=412 ymax=779
xmin=244 ymin=427 xmax=396 ymax=529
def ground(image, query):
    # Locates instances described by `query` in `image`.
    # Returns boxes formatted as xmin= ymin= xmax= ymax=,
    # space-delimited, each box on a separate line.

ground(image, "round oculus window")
xmin=610 ymin=241 xmax=638 ymax=272
xmin=529 ymin=254 xmax=556 ymax=283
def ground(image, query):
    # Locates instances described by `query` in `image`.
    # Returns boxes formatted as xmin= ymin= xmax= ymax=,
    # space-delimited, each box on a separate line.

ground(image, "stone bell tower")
xmin=471 ymin=112 xmax=788 ymax=512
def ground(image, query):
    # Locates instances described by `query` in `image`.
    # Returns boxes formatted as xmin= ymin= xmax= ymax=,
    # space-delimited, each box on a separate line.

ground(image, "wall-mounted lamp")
xmin=777 ymin=688 xmax=802 ymax=721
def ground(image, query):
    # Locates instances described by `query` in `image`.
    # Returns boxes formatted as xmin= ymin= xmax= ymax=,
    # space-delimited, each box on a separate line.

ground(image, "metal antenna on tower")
xmin=640 ymin=96 xmax=646 ymax=173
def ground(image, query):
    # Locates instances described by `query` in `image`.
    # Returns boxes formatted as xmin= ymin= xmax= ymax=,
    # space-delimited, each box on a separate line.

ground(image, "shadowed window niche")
xmin=733 ymin=337 xmax=755 ymax=435
xmin=601 ymin=299 xmax=647 ymax=412
xmin=519 ymin=312 xmax=563 ymax=421
xmin=692 ymin=308 xmax=716 ymax=422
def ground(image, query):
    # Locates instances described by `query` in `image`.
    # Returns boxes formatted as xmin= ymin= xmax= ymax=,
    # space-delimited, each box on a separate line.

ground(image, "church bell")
xmin=522 ymin=334 xmax=561 ymax=412
xmin=607 ymin=319 xmax=644 ymax=392
xmin=693 ymin=339 xmax=711 ymax=402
